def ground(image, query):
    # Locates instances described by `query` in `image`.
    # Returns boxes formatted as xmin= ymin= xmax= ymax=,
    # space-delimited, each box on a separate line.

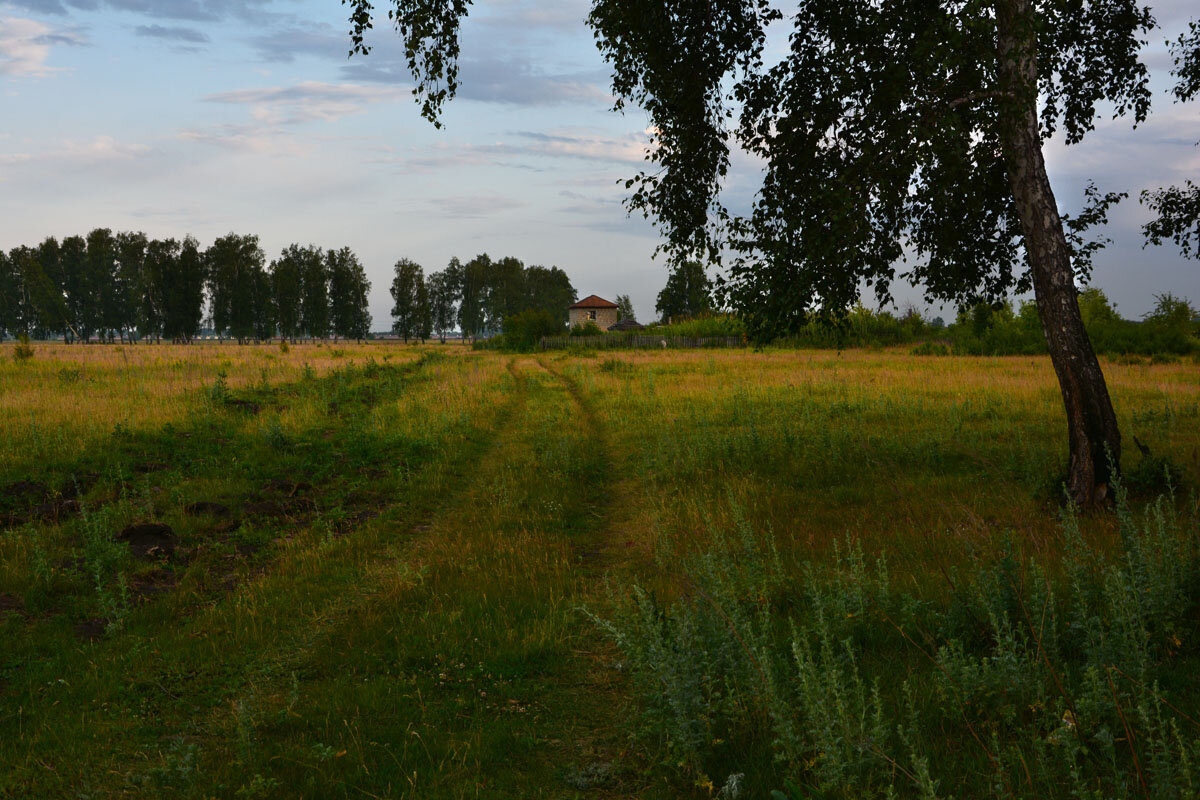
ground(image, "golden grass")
xmin=0 ymin=342 xmax=468 ymax=469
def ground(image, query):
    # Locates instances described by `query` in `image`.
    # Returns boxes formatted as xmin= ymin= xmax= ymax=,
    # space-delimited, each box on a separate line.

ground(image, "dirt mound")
xmin=262 ymin=478 xmax=311 ymax=496
xmin=0 ymin=593 xmax=27 ymax=618
xmin=129 ymin=569 xmax=177 ymax=602
xmin=1 ymin=480 xmax=49 ymax=506
xmin=225 ymin=398 xmax=261 ymax=414
xmin=30 ymin=499 xmax=81 ymax=523
xmin=184 ymin=501 xmax=232 ymax=518
xmin=117 ymin=522 xmax=178 ymax=560
xmin=60 ymin=472 xmax=100 ymax=500
xmin=244 ymin=500 xmax=284 ymax=517
xmin=74 ymin=618 xmax=108 ymax=641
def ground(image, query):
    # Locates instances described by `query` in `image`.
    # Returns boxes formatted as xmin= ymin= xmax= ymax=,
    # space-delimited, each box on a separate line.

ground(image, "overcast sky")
xmin=0 ymin=0 xmax=1196 ymax=326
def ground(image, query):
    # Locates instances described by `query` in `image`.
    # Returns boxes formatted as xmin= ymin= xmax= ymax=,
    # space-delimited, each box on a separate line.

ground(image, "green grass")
xmin=1 ymin=344 xmax=1199 ymax=798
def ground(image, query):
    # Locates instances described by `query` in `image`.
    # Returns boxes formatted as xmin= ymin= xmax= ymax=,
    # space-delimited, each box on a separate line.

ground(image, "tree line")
xmin=388 ymin=253 xmax=577 ymax=342
xmin=0 ymin=231 xmax=371 ymax=343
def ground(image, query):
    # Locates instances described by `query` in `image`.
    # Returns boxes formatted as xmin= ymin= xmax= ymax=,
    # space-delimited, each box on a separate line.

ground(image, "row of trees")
xmin=389 ymin=254 xmax=577 ymax=342
xmin=0 ymin=231 xmax=371 ymax=343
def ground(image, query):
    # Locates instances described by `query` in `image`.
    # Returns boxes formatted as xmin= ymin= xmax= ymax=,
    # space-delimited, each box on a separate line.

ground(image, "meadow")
xmin=0 ymin=342 xmax=1198 ymax=798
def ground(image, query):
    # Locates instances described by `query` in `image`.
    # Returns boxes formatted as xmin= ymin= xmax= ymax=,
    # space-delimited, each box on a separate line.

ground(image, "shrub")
xmin=502 ymin=309 xmax=565 ymax=351
xmin=570 ymin=321 xmax=604 ymax=337
xmin=596 ymin=483 xmax=1200 ymax=798
xmin=653 ymin=313 xmax=747 ymax=338
xmin=13 ymin=334 xmax=34 ymax=363
xmin=910 ymin=341 xmax=950 ymax=356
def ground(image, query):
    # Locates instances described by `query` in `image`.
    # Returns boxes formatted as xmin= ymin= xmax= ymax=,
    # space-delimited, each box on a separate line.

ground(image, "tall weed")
xmin=597 ymin=485 xmax=1200 ymax=797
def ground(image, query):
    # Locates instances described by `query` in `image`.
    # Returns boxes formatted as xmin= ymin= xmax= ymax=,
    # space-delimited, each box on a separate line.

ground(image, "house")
xmin=569 ymin=295 xmax=619 ymax=330
xmin=607 ymin=317 xmax=644 ymax=332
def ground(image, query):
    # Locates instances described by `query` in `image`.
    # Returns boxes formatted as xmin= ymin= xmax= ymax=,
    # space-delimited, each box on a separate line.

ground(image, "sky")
xmin=0 ymin=0 xmax=1197 ymax=327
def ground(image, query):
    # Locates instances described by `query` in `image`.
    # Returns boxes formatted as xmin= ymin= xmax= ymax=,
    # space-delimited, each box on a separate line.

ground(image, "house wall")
xmin=569 ymin=307 xmax=618 ymax=329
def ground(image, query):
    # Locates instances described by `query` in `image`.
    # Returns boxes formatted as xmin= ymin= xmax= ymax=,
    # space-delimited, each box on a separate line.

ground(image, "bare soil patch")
xmin=117 ymin=522 xmax=178 ymax=560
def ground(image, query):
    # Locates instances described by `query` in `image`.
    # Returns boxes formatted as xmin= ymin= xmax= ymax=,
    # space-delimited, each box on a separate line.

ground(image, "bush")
xmin=596 ymin=483 xmax=1200 ymax=798
xmin=652 ymin=313 xmax=747 ymax=338
xmin=12 ymin=334 xmax=34 ymax=363
xmin=910 ymin=341 xmax=950 ymax=356
xmin=569 ymin=321 xmax=603 ymax=337
xmin=501 ymin=309 xmax=564 ymax=351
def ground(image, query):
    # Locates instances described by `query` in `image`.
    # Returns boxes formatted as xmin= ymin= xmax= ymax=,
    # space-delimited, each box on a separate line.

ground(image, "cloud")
xmin=0 ymin=134 xmax=151 ymax=165
xmin=134 ymin=24 xmax=208 ymax=43
xmin=430 ymin=195 xmax=528 ymax=219
xmin=202 ymin=81 xmax=407 ymax=125
xmin=370 ymin=127 xmax=652 ymax=175
xmin=472 ymin=0 xmax=589 ymax=34
xmin=0 ymin=16 xmax=85 ymax=76
xmin=2 ymin=0 xmax=278 ymax=23
xmin=511 ymin=129 xmax=648 ymax=162
xmin=247 ymin=24 xmax=346 ymax=63
xmin=340 ymin=48 xmax=610 ymax=107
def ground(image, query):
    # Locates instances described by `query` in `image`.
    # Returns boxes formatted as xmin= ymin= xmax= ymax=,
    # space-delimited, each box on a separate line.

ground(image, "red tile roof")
xmin=570 ymin=294 xmax=619 ymax=309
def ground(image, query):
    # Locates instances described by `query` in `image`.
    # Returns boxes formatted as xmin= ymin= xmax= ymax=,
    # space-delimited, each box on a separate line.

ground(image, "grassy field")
xmin=0 ymin=342 xmax=1198 ymax=798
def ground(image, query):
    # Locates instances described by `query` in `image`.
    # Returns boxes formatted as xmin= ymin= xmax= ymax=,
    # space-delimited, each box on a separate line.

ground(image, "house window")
xmin=588 ymin=310 xmax=596 ymax=320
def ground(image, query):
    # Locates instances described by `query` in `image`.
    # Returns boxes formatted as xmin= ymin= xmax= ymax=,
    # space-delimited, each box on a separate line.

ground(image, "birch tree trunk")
xmin=997 ymin=0 xmax=1121 ymax=505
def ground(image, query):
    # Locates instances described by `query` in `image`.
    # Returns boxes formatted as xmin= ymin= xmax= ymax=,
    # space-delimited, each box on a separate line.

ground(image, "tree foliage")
xmin=656 ymin=261 xmax=712 ymax=322
xmin=390 ymin=258 xmax=427 ymax=342
xmin=1 ymin=230 xmax=370 ymax=344
xmin=328 ymin=247 xmax=373 ymax=341
xmin=615 ymin=293 xmax=636 ymax=322
xmin=1141 ymin=18 xmax=1200 ymax=260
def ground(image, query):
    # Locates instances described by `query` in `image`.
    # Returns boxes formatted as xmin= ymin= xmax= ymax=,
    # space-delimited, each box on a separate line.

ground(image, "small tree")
xmin=615 ymin=293 xmax=636 ymax=322
xmin=298 ymin=245 xmax=329 ymax=341
xmin=656 ymin=261 xmax=712 ymax=323
xmin=390 ymin=258 xmax=426 ymax=343
xmin=426 ymin=270 xmax=456 ymax=343
xmin=270 ymin=245 xmax=308 ymax=342
xmin=328 ymin=247 xmax=372 ymax=342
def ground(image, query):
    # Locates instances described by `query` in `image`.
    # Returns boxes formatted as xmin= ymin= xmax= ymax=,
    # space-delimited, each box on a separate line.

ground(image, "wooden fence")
xmin=539 ymin=334 xmax=745 ymax=350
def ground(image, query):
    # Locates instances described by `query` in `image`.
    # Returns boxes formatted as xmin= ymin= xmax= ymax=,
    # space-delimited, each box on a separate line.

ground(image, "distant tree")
xmin=30 ymin=239 xmax=70 ymax=340
xmin=441 ymin=257 xmax=464 ymax=342
xmin=162 ymin=236 xmax=205 ymax=343
xmin=502 ymin=309 xmax=562 ymax=351
xmin=615 ymin=293 xmax=636 ymax=322
xmin=656 ymin=261 xmax=712 ymax=322
xmin=114 ymin=232 xmax=148 ymax=341
xmin=390 ymin=258 xmax=426 ymax=342
xmin=426 ymin=270 xmax=456 ymax=343
xmin=484 ymin=256 xmax=526 ymax=332
xmin=59 ymin=236 xmax=92 ymax=342
xmin=206 ymin=234 xmax=265 ymax=343
xmin=457 ymin=254 xmax=489 ymax=342
xmin=252 ymin=265 xmax=277 ymax=342
xmin=328 ymin=247 xmax=372 ymax=342
xmin=87 ymin=228 xmax=120 ymax=342
xmin=0 ymin=250 xmax=14 ymax=339
xmin=298 ymin=246 xmax=330 ymax=341
xmin=270 ymin=245 xmax=308 ymax=342
xmin=524 ymin=264 xmax=577 ymax=323
xmin=415 ymin=274 xmax=432 ymax=342
xmin=6 ymin=248 xmax=42 ymax=338
xmin=0 ymin=249 xmax=47 ymax=339
xmin=142 ymin=239 xmax=178 ymax=343
xmin=1143 ymin=20 xmax=1199 ymax=259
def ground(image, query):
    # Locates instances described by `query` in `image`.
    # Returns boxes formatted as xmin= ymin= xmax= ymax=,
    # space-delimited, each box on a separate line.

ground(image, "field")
xmin=1 ymin=342 xmax=1199 ymax=799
